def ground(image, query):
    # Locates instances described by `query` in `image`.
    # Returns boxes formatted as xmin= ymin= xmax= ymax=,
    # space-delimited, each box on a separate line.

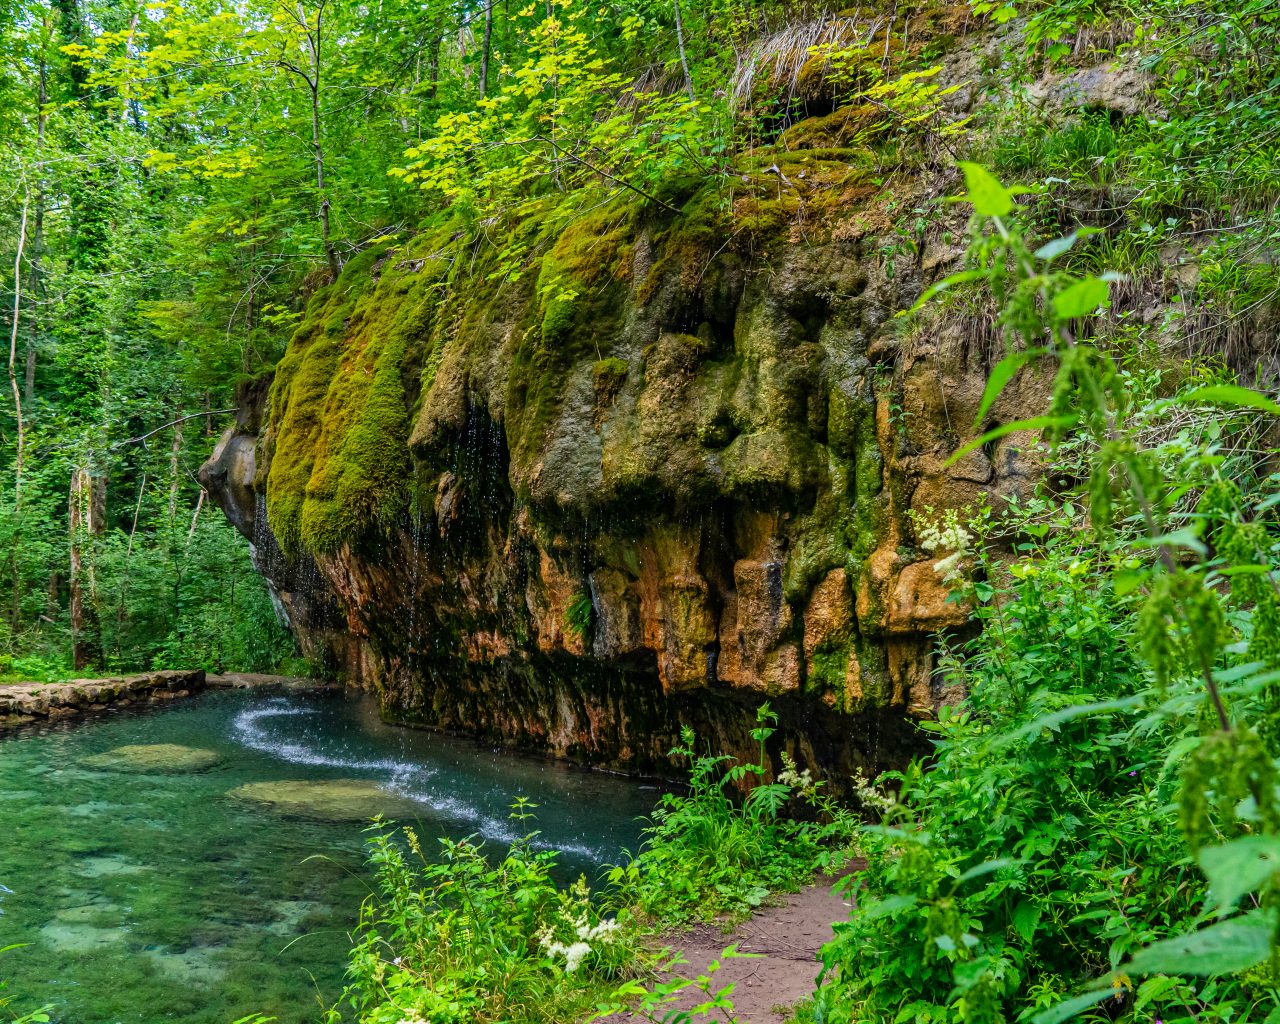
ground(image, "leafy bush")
xmin=337 ymin=803 xmax=647 ymax=1024
xmin=612 ymin=706 xmax=860 ymax=925
xmin=817 ymin=165 xmax=1280 ymax=1024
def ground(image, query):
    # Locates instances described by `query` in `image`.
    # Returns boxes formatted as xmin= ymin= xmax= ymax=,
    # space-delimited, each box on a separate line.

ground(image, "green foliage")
xmin=338 ymin=806 xmax=649 ymax=1024
xmin=818 ymin=167 xmax=1280 ymax=1024
xmin=564 ymin=590 xmax=593 ymax=641
xmin=611 ymin=706 xmax=860 ymax=925
xmin=338 ymin=717 xmax=849 ymax=1024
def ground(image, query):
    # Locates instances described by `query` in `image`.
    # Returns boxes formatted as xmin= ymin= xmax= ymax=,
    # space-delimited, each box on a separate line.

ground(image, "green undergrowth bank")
xmin=327 ymin=707 xmax=860 ymax=1024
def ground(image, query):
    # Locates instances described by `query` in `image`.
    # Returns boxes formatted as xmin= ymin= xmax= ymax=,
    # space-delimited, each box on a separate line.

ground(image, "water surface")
xmin=0 ymin=689 xmax=654 ymax=1023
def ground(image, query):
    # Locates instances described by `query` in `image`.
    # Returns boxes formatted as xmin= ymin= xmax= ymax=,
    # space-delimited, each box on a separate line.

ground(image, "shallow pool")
xmin=0 ymin=689 xmax=656 ymax=1023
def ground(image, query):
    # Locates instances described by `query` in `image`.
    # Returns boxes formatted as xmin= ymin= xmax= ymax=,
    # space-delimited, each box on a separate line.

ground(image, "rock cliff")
xmin=203 ymin=13 xmax=1188 ymax=780
xmin=201 ymin=157 xmax=1056 ymax=782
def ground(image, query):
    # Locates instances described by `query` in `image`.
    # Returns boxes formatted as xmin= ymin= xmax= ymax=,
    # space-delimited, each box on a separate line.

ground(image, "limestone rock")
xmin=887 ymin=561 xmax=972 ymax=635
xmin=227 ymin=780 xmax=426 ymax=822
xmin=80 ymin=744 xmax=222 ymax=774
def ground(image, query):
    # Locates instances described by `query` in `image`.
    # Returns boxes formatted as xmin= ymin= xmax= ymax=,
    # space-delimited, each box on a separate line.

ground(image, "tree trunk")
xmin=7 ymin=195 xmax=29 ymax=633
xmin=26 ymin=31 xmax=47 ymax=413
xmin=69 ymin=467 xmax=106 ymax=671
xmin=168 ymin=416 xmax=183 ymax=523
xmin=673 ymin=0 xmax=695 ymax=101
xmin=8 ymin=195 xmax=29 ymax=509
xmin=479 ymin=0 xmax=494 ymax=99
xmin=297 ymin=1 xmax=340 ymax=283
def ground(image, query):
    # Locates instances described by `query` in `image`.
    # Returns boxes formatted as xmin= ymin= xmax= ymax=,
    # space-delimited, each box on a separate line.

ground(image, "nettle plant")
xmin=816 ymin=164 xmax=1280 ymax=1024
xmin=610 ymin=705 xmax=860 ymax=926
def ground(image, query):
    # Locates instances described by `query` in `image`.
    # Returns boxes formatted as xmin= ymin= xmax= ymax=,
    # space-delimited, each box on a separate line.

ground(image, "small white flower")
xmin=562 ymin=940 xmax=592 ymax=973
xmin=932 ymin=551 xmax=965 ymax=582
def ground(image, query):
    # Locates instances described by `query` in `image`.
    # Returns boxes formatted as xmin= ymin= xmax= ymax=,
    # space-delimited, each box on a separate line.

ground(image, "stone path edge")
xmin=0 ymin=669 xmax=207 ymax=727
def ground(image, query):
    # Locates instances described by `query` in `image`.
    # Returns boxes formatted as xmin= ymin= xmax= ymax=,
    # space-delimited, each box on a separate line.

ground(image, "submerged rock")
xmin=227 ymin=779 xmax=424 ymax=822
xmin=80 ymin=744 xmax=222 ymax=774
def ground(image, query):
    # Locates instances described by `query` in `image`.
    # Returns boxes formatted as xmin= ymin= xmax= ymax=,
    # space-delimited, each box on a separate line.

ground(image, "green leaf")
xmin=955 ymin=857 xmax=1020 ymax=885
xmin=904 ymin=269 xmax=987 ymax=315
xmin=1032 ymin=987 xmax=1114 ymax=1024
xmin=991 ymin=695 xmax=1145 ymax=749
xmin=943 ymin=415 xmax=1077 ymax=467
xmin=974 ymin=348 xmax=1046 ymax=428
xmin=1177 ymin=385 xmax=1280 ymax=417
xmin=1199 ymin=837 xmax=1280 ymax=916
xmin=857 ymin=894 xmax=918 ymax=921
xmin=1012 ymin=900 xmax=1041 ymax=942
xmin=1134 ymin=526 xmax=1207 ymax=557
xmin=958 ymin=162 xmax=1013 ymax=216
xmin=1125 ymin=911 xmax=1275 ymax=977
xmin=1052 ymin=276 xmax=1110 ymax=319
xmin=1113 ymin=568 xmax=1148 ymax=597
xmin=1033 ymin=228 xmax=1100 ymax=262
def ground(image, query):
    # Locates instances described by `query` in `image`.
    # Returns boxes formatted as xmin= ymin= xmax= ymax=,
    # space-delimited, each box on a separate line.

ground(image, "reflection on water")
xmin=0 ymin=689 xmax=655 ymax=1024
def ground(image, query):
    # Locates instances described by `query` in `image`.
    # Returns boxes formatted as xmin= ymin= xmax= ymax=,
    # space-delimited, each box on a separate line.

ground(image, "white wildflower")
xmin=576 ymin=917 xmax=621 ymax=942
xmin=931 ymin=550 xmax=965 ymax=583
xmin=562 ymin=940 xmax=591 ymax=972
xmin=542 ymin=937 xmax=594 ymax=972
xmin=912 ymin=507 xmax=974 ymax=583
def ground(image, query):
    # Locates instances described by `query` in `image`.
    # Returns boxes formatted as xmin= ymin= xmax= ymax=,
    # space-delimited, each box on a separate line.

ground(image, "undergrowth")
xmin=612 ymin=706 xmax=860 ymax=925
xmin=815 ymin=165 xmax=1280 ymax=1024
xmin=333 ymin=711 xmax=859 ymax=1023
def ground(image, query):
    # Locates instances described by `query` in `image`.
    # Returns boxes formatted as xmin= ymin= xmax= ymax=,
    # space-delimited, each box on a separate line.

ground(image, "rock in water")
xmin=80 ymin=744 xmax=222 ymax=773
xmin=227 ymin=780 xmax=424 ymax=822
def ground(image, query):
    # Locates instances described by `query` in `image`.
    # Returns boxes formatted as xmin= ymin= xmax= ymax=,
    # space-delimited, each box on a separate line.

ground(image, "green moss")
xmin=809 ymin=645 xmax=851 ymax=695
xmin=266 ymin=228 xmax=458 ymax=556
xmin=593 ymin=357 xmax=629 ymax=407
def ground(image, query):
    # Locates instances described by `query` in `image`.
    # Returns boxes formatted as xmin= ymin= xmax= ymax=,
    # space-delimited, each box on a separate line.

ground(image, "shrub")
xmin=336 ymin=803 xmax=647 ymax=1024
xmin=611 ymin=705 xmax=860 ymax=925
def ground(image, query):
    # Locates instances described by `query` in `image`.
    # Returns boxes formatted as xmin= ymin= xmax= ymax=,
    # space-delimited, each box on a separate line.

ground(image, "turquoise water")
xmin=0 ymin=689 xmax=655 ymax=1023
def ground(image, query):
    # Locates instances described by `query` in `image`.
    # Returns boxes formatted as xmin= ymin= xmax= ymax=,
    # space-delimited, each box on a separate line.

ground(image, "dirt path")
xmin=616 ymin=873 xmax=858 ymax=1024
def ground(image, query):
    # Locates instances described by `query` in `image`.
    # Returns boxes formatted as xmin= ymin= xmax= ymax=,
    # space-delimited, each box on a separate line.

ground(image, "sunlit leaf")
xmin=1033 ymin=988 xmax=1115 ymax=1024
xmin=1125 ymin=911 xmax=1274 ymax=977
xmin=1053 ymin=277 xmax=1110 ymax=319
xmin=1177 ymin=385 xmax=1280 ymax=417
xmin=1199 ymin=837 xmax=1280 ymax=917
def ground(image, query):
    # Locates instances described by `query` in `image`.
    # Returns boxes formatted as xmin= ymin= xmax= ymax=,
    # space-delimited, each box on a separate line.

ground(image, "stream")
xmin=0 ymin=689 xmax=656 ymax=1024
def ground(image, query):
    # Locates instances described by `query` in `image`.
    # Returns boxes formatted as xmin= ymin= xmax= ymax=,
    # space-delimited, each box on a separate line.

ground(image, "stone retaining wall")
xmin=0 ymin=669 xmax=207 ymax=727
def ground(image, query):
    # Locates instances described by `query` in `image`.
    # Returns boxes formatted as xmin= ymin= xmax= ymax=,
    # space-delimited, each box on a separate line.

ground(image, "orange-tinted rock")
xmin=803 ymin=568 xmax=853 ymax=654
xmin=887 ymin=560 xmax=972 ymax=635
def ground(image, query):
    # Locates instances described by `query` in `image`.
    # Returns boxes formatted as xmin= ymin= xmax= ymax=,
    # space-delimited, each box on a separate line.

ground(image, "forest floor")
xmin=619 ymin=873 xmax=857 ymax=1024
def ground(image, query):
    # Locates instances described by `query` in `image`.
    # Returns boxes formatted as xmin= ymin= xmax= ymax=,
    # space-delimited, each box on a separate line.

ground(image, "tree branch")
xmin=112 ymin=409 xmax=237 ymax=450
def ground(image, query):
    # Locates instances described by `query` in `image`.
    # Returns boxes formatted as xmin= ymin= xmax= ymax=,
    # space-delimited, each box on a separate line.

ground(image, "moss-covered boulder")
xmin=227 ymin=780 xmax=425 ymax=822
xmin=80 ymin=744 xmax=222 ymax=774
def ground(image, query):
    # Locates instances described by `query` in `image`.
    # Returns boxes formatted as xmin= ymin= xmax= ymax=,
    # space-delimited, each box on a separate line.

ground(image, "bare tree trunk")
xmin=295 ymin=1 xmax=340 ymax=283
xmin=7 ymin=194 xmax=29 ymax=633
xmin=25 ymin=13 xmax=48 ymax=413
xmin=8 ymin=195 xmax=29 ymax=507
xmin=115 ymin=472 xmax=146 ymax=664
xmin=23 ymin=344 xmax=34 ymax=408
xmin=427 ymin=26 xmax=442 ymax=101
xmin=479 ymin=0 xmax=494 ymax=99
xmin=187 ymin=489 xmax=205 ymax=546
xmin=673 ymin=0 xmax=695 ymax=101
xmin=167 ymin=416 xmax=183 ymax=522
xmin=69 ymin=467 xmax=106 ymax=671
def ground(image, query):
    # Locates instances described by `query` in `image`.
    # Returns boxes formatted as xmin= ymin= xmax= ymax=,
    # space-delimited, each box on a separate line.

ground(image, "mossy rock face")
xmin=80 ymin=744 xmax=223 ymax=774
xmin=227 ymin=780 xmax=425 ymax=822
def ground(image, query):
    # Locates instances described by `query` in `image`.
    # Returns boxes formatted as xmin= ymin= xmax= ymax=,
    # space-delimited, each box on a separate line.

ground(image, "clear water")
xmin=0 ymin=689 xmax=656 ymax=1024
